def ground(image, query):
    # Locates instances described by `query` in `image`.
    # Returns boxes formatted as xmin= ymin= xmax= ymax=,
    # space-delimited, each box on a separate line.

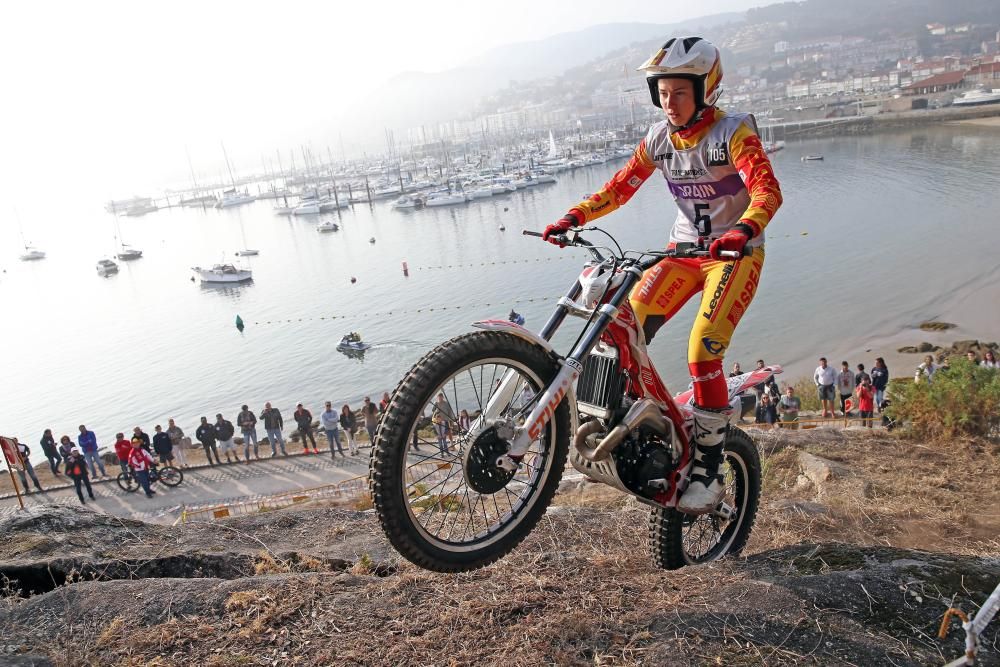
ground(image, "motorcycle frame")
xmin=473 ymin=255 xmax=695 ymax=505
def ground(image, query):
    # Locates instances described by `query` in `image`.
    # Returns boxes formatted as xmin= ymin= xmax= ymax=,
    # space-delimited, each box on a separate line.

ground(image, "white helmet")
xmin=637 ymin=37 xmax=723 ymax=110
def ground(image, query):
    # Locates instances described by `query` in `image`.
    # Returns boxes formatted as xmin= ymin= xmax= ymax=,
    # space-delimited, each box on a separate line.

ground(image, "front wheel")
xmin=117 ymin=471 xmax=138 ymax=493
xmin=648 ymin=427 xmax=761 ymax=570
xmin=157 ymin=466 xmax=183 ymax=487
xmin=369 ymin=331 xmax=571 ymax=573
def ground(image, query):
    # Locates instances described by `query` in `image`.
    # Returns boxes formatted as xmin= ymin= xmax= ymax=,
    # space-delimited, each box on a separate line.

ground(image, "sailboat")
xmin=234 ymin=210 xmax=259 ymax=256
xmin=112 ymin=210 xmax=143 ymax=260
xmin=215 ymin=142 xmax=256 ymax=208
xmin=15 ymin=210 xmax=46 ymax=261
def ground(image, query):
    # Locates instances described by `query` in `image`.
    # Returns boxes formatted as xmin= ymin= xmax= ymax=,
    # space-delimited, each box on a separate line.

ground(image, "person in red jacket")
xmin=114 ymin=432 xmax=132 ymax=474
xmin=543 ymin=36 xmax=781 ymax=514
xmin=855 ymin=377 xmax=876 ymax=428
xmin=127 ymin=439 xmax=157 ymax=498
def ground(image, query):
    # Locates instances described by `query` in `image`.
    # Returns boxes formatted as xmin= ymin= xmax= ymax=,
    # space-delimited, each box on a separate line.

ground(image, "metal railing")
xmin=178 ymin=474 xmax=369 ymax=522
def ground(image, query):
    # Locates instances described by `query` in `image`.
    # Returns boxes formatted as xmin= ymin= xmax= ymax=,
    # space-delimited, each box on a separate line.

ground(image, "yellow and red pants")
xmin=630 ymin=248 xmax=765 ymax=409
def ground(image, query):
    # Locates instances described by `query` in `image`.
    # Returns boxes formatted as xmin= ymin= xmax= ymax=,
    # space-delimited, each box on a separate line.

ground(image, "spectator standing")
xmin=856 ymin=377 xmax=875 ymax=428
xmin=65 ymin=447 xmax=95 ymax=504
xmin=432 ymin=392 xmax=454 ymax=454
xmin=13 ymin=438 xmax=43 ymax=493
xmin=836 ymin=361 xmax=855 ymax=417
xmin=915 ymin=355 xmax=938 ymax=384
xmin=114 ymin=433 xmax=132 ymax=473
xmin=77 ymin=425 xmax=106 ymax=479
xmin=132 ymin=427 xmax=151 ymax=453
xmin=294 ymin=403 xmax=319 ymax=455
xmin=754 ymin=394 xmax=778 ymax=427
xmin=57 ymin=436 xmax=74 ymax=465
xmin=339 ymin=405 xmax=358 ymax=455
xmin=166 ymin=419 xmax=189 ymax=468
xmin=966 ymin=351 xmax=979 ymax=365
xmin=778 ymin=386 xmax=801 ymax=429
xmin=195 ymin=417 xmax=222 ymax=466
xmin=458 ymin=409 xmax=471 ymax=434
xmin=237 ymin=405 xmax=259 ymax=460
xmin=813 ymin=358 xmax=837 ymax=418
xmin=215 ymin=414 xmax=240 ymax=464
xmin=361 ymin=397 xmax=379 ymax=447
xmin=870 ymin=358 xmax=889 ymax=410
xmin=379 ymin=392 xmax=391 ymax=414
xmin=260 ymin=402 xmax=287 ymax=457
xmin=39 ymin=429 xmax=61 ymax=476
xmin=321 ymin=402 xmax=345 ymax=457
xmin=855 ymin=364 xmax=870 ymax=387
xmin=127 ymin=439 xmax=156 ymax=498
xmin=729 ymin=362 xmax=742 ymax=377
xmin=152 ymin=425 xmax=173 ymax=465
xmin=751 ymin=359 xmax=768 ymax=400
xmin=982 ymin=350 xmax=999 ymax=369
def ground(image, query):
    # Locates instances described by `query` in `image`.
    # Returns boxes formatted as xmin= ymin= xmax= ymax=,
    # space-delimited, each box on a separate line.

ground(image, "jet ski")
xmin=337 ymin=332 xmax=370 ymax=351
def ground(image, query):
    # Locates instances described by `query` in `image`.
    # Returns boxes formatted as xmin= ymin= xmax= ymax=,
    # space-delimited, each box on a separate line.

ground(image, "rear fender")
xmin=471 ymin=320 xmax=579 ymax=441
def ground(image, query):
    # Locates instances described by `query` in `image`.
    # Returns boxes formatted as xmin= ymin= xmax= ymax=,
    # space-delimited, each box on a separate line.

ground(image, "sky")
xmin=0 ymin=0 xmax=768 ymax=208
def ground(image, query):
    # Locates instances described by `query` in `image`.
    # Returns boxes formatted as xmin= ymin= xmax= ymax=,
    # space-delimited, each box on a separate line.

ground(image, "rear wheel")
xmin=116 ymin=471 xmax=138 ymax=493
xmin=649 ymin=428 xmax=760 ymax=570
xmin=157 ymin=466 xmax=183 ymax=487
xmin=369 ymin=331 xmax=570 ymax=573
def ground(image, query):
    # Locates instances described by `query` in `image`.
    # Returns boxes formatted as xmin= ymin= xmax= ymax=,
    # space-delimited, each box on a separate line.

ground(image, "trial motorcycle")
xmin=369 ymin=228 xmax=781 ymax=572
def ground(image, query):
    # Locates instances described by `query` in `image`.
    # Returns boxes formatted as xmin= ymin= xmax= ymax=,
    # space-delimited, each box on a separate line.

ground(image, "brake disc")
xmin=463 ymin=427 xmax=516 ymax=494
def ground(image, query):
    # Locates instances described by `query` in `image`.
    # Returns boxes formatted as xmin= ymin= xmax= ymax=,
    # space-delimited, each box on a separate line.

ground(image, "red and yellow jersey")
xmin=569 ymin=108 xmax=782 ymax=245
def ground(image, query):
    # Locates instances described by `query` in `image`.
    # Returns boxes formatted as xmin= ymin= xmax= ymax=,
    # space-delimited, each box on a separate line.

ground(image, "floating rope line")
xmin=251 ymin=295 xmax=556 ymax=326
xmin=414 ymin=256 xmax=577 ymax=271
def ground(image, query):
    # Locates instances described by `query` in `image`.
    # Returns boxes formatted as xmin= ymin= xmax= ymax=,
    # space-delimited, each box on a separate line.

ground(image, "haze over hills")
xmin=342 ymin=14 xmax=742 ymax=138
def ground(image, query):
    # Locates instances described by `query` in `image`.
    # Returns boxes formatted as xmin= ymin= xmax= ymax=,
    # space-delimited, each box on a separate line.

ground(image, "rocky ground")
xmin=1 ymin=429 xmax=998 ymax=666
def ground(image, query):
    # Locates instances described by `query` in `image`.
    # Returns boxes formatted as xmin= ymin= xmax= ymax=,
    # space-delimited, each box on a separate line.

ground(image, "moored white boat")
xmin=116 ymin=245 xmax=143 ymax=260
xmin=272 ymin=205 xmax=295 ymax=215
xmin=191 ymin=263 xmax=252 ymax=283
xmin=19 ymin=247 xmax=46 ymax=261
xmin=424 ymin=192 xmax=467 ymax=207
xmin=317 ymin=220 xmax=339 ymax=232
xmin=215 ymin=189 xmax=256 ymax=208
xmin=391 ymin=194 xmax=424 ymax=209
xmin=292 ymin=200 xmax=322 ymax=215
xmin=96 ymin=259 xmax=119 ymax=276
xmin=952 ymin=88 xmax=1000 ymax=107
xmin=235 ymin=249 xmax=259 ymax=256
xmin=465 ymin=186 xmax=493 ymax=199
xmin=124 ymin=203 xmax=159 ymax=216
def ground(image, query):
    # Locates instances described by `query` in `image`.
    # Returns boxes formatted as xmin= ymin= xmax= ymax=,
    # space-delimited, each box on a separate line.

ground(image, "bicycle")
xmin=116 ymin=464 xmax=184 ymax=493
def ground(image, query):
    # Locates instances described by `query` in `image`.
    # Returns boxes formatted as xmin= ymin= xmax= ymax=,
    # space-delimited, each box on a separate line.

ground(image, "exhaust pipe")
xmin=574 ymin=398 xmax=671 ymax=462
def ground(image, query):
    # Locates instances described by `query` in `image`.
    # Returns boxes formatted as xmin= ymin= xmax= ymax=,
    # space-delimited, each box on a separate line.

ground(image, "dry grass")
xmin=3 ymin=430 xmax=998 ymax=666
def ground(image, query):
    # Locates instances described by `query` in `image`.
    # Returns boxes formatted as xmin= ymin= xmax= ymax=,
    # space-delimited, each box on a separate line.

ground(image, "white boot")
xmin=677 ymin=406 xmax=731 ymax=515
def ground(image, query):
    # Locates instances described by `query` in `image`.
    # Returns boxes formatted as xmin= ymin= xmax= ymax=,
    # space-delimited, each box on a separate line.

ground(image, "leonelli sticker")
xmin=701 ymin=263 xmax=735 ymax=321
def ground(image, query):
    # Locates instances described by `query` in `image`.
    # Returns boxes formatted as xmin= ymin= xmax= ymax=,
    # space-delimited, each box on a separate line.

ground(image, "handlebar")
xmin=524 ymin=230 xmax=750 ymax=265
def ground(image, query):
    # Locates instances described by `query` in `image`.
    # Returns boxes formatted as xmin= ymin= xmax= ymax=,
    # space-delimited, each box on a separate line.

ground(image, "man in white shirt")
xmin=836 ymin=361 xmax=855 ymax=417
xmin=813 ymin=357 xmax=837 ymax=418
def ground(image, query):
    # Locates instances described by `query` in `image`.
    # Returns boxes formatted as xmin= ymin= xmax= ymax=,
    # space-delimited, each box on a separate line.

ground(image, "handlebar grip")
xmin=522 ymin=230 xmax=543 ymax=237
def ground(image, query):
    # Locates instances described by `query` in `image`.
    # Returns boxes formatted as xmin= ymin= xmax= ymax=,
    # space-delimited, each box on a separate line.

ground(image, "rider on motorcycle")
xmin=543 ymin=37 xmax=782 ymax=514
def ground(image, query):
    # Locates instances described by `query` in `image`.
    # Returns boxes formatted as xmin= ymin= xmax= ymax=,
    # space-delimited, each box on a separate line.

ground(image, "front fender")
xmin=471 ymin=319 xmax=579 ymax=440
xmin=471 ymin=320 xmax=557 ymax=356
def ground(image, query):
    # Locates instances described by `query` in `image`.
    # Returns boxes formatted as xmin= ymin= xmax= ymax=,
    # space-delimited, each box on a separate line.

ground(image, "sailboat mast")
xmin=221 ymin=141 xmax=237 ymax=188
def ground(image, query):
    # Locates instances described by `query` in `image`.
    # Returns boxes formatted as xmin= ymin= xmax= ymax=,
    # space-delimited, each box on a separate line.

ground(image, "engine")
xmin=611 ymin=427 xmax=677 ymax=501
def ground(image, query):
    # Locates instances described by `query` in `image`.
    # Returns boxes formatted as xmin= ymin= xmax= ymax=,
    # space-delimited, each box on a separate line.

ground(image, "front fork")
xmin=494 ymin=266 xmax=644 ymax=472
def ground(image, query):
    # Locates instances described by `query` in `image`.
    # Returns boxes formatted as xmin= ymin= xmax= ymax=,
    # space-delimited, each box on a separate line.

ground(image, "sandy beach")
xmin=949 ymin=115 xmax=1000 ymax=128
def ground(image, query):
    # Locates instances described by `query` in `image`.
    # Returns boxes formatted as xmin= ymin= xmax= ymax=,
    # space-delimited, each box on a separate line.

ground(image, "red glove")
xmin=709 ymin=226 xmax=752 ymax=260
xmin=542 ymin=213 xmax=581 ymax=247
